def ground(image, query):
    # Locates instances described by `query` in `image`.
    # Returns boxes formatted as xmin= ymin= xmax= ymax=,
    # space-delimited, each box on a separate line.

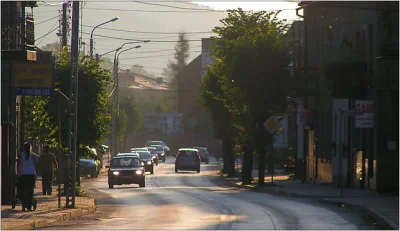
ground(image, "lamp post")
xmin=110 ymin=44 xmax=142 ymax=157
xmin=89 ymin=17 xmax=119 ymax=57
xmin=96 ymin=40 xmax=150 ymax=61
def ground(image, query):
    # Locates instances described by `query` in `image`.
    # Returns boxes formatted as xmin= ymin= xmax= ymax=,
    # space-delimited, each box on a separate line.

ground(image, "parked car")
xmin=145 ymin=147 xmax=159 ymax=166
xmin=149 ymin=145 xmax=166 ymax=162
xmin=135 ymin=151 xmax=154 ymax=174
xmin=193 ymin=146 xmax=209 ymax=164
xmin=175 ymin=148 xmax=201 ymax=173
xmin=284 ymin=157 xmax=296 ymax=173
xmin=106 ymin=156 xmax=145 ymax=188
xmin=79 ymin=158 xmax=100 ymax=178
xmin=145 ymin=141 xmax=170 ymax=155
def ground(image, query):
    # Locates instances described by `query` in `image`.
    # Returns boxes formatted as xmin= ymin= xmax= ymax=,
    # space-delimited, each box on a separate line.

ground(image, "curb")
xmin=8 ymin=204 xmax=96 ymax=230
xmin=221 ymin=176 xmax=398 ymax=230
xmin=319 ymin=199 xmax=398 ymax=230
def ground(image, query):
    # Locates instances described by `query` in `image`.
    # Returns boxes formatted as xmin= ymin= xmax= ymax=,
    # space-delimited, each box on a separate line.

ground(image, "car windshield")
xmin=179 ymin=150 xmax=197 ymax=157
xmin=194 ymin=147 xmax=207 ymax=154
xmin=146 ymin=141 xmax=164 ymax=147
xmin=111 ymin=158 xmax=141 ymax=168
xmin=136 ymin=151 xmax=151 ymax=159
xmin=148 ymin=149 xmax=157 ymax=154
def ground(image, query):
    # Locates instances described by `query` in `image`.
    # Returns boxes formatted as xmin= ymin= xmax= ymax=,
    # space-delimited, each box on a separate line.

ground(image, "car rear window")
xmin=179 ymin=150 xmax=197 ymax=157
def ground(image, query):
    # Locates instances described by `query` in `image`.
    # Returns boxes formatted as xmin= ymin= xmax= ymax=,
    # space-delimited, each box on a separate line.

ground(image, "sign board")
xmin=263 ymin=116 xmax=281 ymax=134
xmin=201 ymin=38 xmax=215 ymax=76
xmin=354 ymin=100 xmax=374 ymax=128
xmin=143 ymin=112 xmax=184 ymax=134
xmin=297 ymin=108 xmax=313 ymax=125
xmin=16 ymin=55 xmax=55 ymax=96
xmin=273 ymin=115 xmax=288 ymax=148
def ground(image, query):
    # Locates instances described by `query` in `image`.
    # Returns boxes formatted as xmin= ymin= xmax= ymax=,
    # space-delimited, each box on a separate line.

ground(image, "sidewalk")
xmin=1 ymin=177 xmax=96 ymax=230
xmin=222 ymin=171 xmax=399 ymax=230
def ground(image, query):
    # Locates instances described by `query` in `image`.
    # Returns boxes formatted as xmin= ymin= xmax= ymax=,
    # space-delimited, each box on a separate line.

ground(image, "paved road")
xmin=41 ymin=156 xmax=378 ymax=230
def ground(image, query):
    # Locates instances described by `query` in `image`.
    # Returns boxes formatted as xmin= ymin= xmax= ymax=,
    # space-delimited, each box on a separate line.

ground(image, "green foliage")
xmin=24 ymin=51 xmax=112 ymax=150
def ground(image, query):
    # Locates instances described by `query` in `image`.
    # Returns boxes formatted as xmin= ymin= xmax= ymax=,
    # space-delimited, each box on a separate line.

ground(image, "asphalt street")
xmin=41 ymin=156 xmax=378 ymax=230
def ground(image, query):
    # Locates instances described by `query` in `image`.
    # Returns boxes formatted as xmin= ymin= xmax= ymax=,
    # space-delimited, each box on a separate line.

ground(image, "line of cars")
xmin=106 ymin=141 xmax=168 ymax=189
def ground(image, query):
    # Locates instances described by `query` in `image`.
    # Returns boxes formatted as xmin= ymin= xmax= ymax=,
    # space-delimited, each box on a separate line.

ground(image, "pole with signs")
xmin=263 ymin=116 xmax=283 ymax=185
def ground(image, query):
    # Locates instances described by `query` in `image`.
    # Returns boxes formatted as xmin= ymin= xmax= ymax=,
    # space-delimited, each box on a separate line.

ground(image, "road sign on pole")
xmin=263 ymin=116 xmax=281 ymax=134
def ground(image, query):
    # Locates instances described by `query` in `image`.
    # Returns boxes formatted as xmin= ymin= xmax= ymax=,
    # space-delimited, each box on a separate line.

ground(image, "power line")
xmin=35 ymin=20 xmax=60 ymax=46
xmin=38 ymin=4 xmax=224 ymax=13
xmin=101 ymin=46 xmax=202 ymax=58
xmin=121 ymin=50 xmax=202 ymax=60
xmin=81 ymin=31 xmax=204 ymax=42
xmin=81 ymin=24 xmax=213 ymax=35
xmin=130 ymin=0 xmax=222 ymax=11
xmin=35 ymin=15 xmax=59 ymax=25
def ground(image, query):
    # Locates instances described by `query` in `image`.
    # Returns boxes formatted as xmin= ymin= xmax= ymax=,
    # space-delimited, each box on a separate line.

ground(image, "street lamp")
xmin=89 ymin=16 xmax=119 ymax=57
xmin=97 ymin=40 xmax=150 ymax=61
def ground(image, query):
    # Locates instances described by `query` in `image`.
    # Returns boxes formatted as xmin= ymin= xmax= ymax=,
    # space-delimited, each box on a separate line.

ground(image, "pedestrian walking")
xmin=38 ymin=144 xmax=58 ymax=195
xmin=17 ymin=142 xmax=39 ymax=211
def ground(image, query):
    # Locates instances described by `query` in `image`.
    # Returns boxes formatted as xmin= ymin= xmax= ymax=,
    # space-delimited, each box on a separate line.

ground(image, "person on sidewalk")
xmin=38 ymin=144 xmax=58 ymax=195
xmin=17 ymin=142 xmax=39 ymax=211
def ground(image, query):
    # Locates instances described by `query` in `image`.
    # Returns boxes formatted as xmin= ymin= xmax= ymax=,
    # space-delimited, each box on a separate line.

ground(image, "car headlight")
xmin=136 ymin=170 xmax=143 ymax=175
xmin=161 ymin=153 xmax=165 ymax=156
xmin=166 ymin=147 xmax=170 ymax=151
xmin=112 ymin=171 xmax=119 ymax=175
xmin=147 ymin=161 xmax=152 ymax=165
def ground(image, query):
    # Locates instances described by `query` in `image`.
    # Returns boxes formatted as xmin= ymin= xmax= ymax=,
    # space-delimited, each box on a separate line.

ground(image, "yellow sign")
xmin=263 ymin=117 xmax=281 ymax=134
xmin=15 ymin=64 xmax=53 ymax=88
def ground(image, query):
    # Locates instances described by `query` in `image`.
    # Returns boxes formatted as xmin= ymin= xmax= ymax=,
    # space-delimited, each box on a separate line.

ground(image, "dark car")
xmin=145 ymin=147 xmax=159 ymax=166
xmin=136 ymin=151 xmax=154 ymax=174
xmin=193 ymin=147 xmax=209 ymax=164
xmin=150 ymin=145 xmax=166 ymax=162
xmin=145 ymin=141 xmax=170 ymax=156
xmin=175 ymin=148 xmax=201 ymax=173
xmin=106 ymin=156 xmax=145 ymax=188
xmin=79 ymin=158 xmax=100 ymax=178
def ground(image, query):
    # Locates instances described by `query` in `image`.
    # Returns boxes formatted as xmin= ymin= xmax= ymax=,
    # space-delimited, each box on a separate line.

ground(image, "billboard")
xmin=143 ymin=112 xmax=184 ymax=134
xmin=273 ymin=114 xmax=288 ymax=148
xmin=15 ymin=52 xmax=55 ymax=96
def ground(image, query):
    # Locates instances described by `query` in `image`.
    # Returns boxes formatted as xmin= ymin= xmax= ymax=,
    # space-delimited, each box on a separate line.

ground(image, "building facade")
xmin=294 ymin=1 xmax=398 ymax=192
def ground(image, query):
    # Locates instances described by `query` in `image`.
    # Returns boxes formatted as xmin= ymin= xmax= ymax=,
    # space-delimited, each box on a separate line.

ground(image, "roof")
xmin=113 ymin=154 xmax=139 ymax=158
xmin=146 ymin=146 xmax=157 ymax=149
xmin=179 ymin=148 xmax=198 ymax=151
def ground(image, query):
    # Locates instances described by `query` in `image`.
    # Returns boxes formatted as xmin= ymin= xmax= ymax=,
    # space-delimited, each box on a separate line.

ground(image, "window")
xmin=111 ymin=158 xmax=141 ymax=168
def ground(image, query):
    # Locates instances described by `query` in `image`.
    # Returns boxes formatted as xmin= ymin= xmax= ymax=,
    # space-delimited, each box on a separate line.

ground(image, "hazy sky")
xmin=34 ymin=1 xmax=300 ymax=77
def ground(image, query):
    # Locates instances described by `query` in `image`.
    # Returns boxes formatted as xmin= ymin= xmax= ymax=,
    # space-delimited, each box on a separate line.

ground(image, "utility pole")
xmin=61 ymin=2 xmax=67 ymax=47
xmin=66 ymin=1 xmax=79 ymax=208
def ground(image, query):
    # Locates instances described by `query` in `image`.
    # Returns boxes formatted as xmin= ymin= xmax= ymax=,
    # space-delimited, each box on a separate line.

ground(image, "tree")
xmin=204 ymin=9 xmax=292 ymax=185
xmin=199 ymin=60 xmax=236 ymax=176
xmin=24 ymin=50 xmax=113 ymax=151
xmin=165 ymin=31 xmax=190 ymax=89
xmin=41 ymin=41 xmax=61 ymax=55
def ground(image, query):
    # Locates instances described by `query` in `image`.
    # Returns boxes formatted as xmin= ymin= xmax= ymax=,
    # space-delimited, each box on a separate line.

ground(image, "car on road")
xmin=193 ymin=146 xmax=209 ymax=164
xmin=175 ymin=148 xmax=201 ymax=173
xmin=106 ymin=156 xmax=145 ymax=188
xmin=117 ymin=153 xmax=139 ymax=158
xmin=79 ymin=158 xmax=101 ymax=178
xmin=135 ymin=150 xmax=155 ymax=174
xmin=149 ymin=145 xmax=166 ymax=162
xmin=130 ymin=147 xmax=149 ymax=153
xmin=145 ymin=147 xmax=159 ymax=166
xmin=145 ymin=141 xmax=170 ymax=156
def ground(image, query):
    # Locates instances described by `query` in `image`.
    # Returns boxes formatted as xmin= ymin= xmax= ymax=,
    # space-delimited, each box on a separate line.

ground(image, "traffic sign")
xmin=263 ymin=116 xmax=282 ymax=134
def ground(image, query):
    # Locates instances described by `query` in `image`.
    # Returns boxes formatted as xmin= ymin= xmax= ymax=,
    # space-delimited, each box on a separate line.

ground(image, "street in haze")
xmin=41 ymin=156 xmax=377 ymax=230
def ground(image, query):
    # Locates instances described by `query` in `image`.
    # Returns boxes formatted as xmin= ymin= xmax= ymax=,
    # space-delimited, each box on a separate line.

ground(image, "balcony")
xmin=1 ymin=12 xmax=35 ymax=51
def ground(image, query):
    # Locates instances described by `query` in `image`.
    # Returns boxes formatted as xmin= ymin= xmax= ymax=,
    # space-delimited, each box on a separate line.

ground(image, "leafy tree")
xmin=24 ymin=50 xmax=113 ymax=151
xmin=199 ymin=60 xmax=236 ymax=177
xmin=204 ymin=9 xmax=292 ymax=185
xmin=41 ymin=41 xmax=61 ymax=56
xmin=165 ymin=31 xmax=190 ymax=89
